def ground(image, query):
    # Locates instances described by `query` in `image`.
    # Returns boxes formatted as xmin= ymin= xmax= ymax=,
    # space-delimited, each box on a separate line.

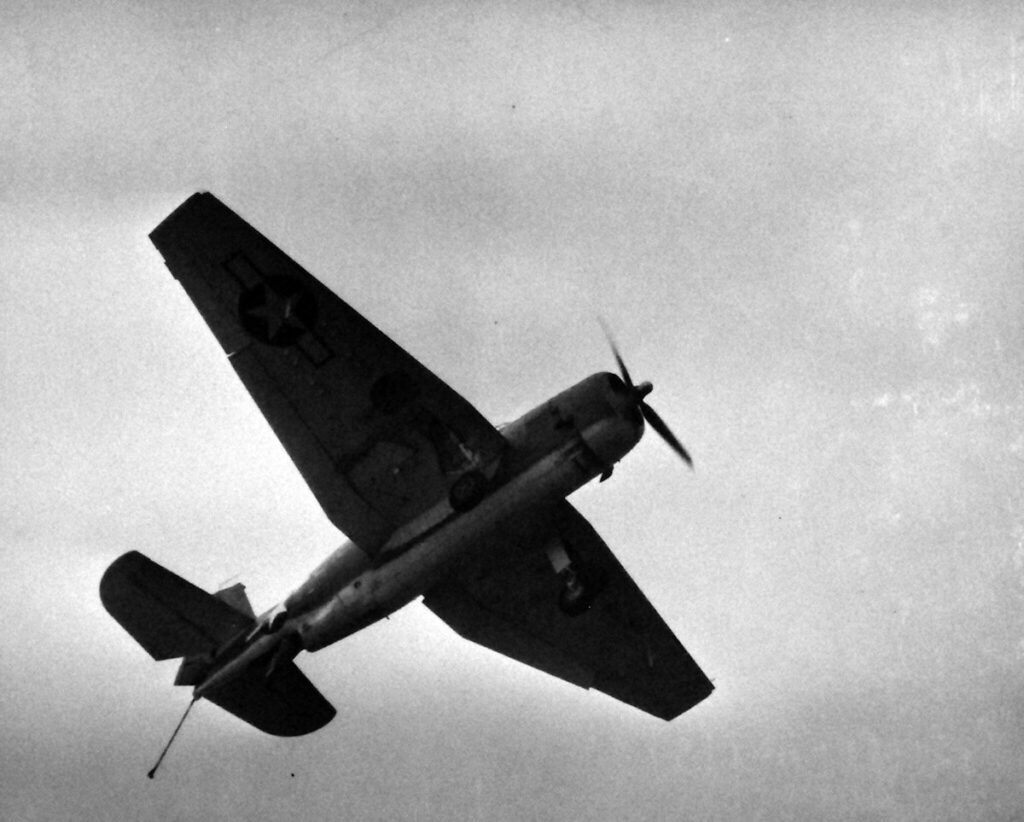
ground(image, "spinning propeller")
xmin=602 ymin=323 xmax=694 ymax=469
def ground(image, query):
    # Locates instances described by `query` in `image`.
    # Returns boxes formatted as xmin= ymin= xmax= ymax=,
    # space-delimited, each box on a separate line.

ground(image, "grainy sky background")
xmin=4 ymin=2 xmax=1024 ymax=820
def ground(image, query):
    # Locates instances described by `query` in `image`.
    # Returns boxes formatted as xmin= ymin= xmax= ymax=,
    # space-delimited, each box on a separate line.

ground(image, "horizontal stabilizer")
xmin=204 ymin=660 xmax=336 ymax=736
xmin=100 ymin=551 xmax=254 ymax=660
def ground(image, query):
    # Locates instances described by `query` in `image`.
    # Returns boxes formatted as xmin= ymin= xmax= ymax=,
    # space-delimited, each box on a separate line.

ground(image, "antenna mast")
xmin=147 ymin=697 xmax=198 ymax=779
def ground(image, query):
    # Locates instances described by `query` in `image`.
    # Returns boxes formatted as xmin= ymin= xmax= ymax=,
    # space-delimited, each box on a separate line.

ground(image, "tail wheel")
xmin=267 ymin=607 xmax=289 ymax=633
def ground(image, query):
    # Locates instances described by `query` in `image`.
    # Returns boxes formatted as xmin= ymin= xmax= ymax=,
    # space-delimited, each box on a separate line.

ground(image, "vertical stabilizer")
xmin=214 ymin=582 xmax=256 ymax=618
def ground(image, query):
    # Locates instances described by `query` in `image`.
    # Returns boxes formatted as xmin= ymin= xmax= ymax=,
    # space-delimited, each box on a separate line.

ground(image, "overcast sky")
xmin=4 ymin=2 xmax=1024 ymax=820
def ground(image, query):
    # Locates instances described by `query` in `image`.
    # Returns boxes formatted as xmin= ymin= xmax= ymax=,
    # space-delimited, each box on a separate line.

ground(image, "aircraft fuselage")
xmin=194 ymin=372 xmax=644 ymax=695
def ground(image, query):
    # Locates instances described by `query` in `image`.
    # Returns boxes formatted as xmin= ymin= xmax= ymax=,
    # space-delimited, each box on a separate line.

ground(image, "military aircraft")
xmin=100 ymin=193 xmax=712 ymax=773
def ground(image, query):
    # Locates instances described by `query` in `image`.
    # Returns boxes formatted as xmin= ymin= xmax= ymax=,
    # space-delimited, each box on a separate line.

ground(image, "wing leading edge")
xmin=150 ymin=193 xmax=506 ymax=554
xmin=423 ymin=503 xmax=713 ymax=720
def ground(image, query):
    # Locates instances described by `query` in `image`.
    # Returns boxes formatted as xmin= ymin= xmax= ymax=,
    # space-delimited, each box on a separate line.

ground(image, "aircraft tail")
xmin=100 ymin=551 xmax=335 ymax=736
xmin=100 ymin=551 xmax=255 ymax=660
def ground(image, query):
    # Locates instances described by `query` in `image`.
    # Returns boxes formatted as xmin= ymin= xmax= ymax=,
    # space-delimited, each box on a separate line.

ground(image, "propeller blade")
xmin=641 ymin=402 xmax=694 ymax=469
xmin=598 ymin=318 xmax=634 ymax=389
xmin=599 ymin=318 xmax=694 ymax=469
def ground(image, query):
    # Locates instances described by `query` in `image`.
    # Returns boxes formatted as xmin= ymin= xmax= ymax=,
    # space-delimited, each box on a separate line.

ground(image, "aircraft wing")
xmin=150 ymin=193 xmax=506 ymax=553
xmin=423 ymin=503 xmax=713 ymax=720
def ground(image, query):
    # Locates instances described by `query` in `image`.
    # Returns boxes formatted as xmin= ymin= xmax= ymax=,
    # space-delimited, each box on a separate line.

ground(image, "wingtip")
xmin=149 ymin=192 xmax=221 ymax=243
xmin=99 ymin=550 xmax=145 ymax=598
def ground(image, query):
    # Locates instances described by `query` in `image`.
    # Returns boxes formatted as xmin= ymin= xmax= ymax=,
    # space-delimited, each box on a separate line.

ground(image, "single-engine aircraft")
xmin=100 ymin=193 xmax=712 ymax=774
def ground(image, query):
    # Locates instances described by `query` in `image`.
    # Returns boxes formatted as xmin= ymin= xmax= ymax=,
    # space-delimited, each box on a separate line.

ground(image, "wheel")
xmin=558 ymin=567 xmax=599 ymax=616
xmin=449 ymin=470 xmax=488 ymax=512
xmin=263 ymin=605 xmax=289 ymax=634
